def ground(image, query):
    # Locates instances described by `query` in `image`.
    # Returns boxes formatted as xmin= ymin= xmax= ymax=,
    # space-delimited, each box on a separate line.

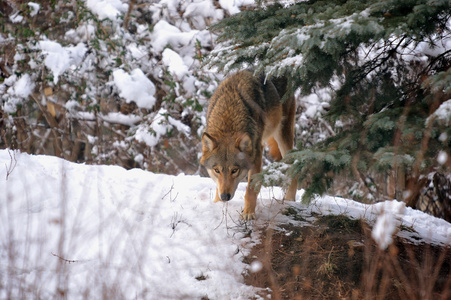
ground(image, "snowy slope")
xmin=0 ymin=149 xmax=288 ymax=299
xmin=1 ymin=149 xmax=451 ymax=299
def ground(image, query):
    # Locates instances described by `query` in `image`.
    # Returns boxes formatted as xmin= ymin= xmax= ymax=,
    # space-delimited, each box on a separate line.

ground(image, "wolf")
xmin=200 ymin=70 xmax=297 ymax=220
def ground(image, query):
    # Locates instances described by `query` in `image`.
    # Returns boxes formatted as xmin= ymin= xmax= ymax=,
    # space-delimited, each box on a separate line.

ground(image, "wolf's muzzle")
xmin=220 ymin=193 xmax=232 ymax=201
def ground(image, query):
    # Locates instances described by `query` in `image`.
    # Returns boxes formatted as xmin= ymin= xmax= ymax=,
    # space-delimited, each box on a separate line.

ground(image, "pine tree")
xmin=206 ymin=0 xmax=451 ymax=205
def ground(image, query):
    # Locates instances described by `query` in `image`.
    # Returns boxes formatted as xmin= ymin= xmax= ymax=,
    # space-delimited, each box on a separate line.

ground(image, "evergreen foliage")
xmin=207 ymin=0 xmax=451 ymax=203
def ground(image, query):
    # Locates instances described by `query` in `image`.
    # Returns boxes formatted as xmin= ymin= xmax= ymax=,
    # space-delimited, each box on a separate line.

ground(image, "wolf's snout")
xmin=220 ymin=193 xmax=232 ymax=201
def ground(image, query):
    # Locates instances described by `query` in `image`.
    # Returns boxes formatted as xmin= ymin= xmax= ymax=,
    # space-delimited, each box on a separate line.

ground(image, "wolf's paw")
xmin=241 ymin=211 xmax=256 ymax=221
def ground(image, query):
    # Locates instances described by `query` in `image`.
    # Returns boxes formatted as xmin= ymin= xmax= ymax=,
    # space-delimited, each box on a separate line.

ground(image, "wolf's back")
xmin=205 ymin=70 xmax=281 ymax=136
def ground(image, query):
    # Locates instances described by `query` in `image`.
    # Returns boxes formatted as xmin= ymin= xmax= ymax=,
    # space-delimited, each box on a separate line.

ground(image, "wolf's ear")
xmin=236 ymin=133 xmax=252 ymax=155
xmin=202 ymin=132 xmax=217 ymax=153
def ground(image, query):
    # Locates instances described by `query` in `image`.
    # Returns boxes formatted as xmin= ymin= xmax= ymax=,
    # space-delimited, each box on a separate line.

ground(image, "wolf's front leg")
xmin=242 ymin=154 xmax=262 ymax=220
xmin=243 ymin=185 xmax=258 ymax=220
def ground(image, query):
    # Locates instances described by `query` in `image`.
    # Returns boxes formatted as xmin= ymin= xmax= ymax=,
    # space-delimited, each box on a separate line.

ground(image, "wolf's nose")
xmin=220 ymin=193 xmax=232 ymax=201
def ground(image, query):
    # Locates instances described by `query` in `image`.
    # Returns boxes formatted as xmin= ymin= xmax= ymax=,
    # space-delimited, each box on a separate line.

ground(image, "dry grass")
xmin=244 ymin=214 xmax=451 ymax=300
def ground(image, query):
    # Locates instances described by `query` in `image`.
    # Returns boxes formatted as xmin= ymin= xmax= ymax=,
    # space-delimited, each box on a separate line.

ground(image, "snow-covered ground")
xmin=1 ymin=149 xmax=451 ymax=299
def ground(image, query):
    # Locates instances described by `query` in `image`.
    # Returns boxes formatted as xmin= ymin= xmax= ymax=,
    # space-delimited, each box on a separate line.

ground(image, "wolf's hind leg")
xmin=267 ymin=137 xmax=282 ymax=161
xmin=275 ymin=95 xmax=297 ymax=201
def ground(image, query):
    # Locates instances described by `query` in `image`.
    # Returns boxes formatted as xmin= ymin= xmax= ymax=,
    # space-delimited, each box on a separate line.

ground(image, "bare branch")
xmin=5 ymin=149 xmax=17 ymax=180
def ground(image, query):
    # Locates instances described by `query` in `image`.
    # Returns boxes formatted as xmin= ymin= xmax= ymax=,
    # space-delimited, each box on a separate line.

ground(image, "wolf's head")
xmin=200 ymin=132 xmax=253 ymax=201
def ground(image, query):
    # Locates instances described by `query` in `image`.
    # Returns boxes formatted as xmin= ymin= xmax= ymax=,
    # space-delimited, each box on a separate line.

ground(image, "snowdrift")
xmin=1 ymin=150 xmax=450 ymax=299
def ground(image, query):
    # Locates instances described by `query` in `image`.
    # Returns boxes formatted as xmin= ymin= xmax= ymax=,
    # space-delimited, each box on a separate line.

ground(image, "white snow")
xmin=219 ymin=0 xmax=254 ymax=15
xmin=183 ymin=1 xmax=224 ymax=29
xmin=9 ymin=12 xmax=23 ymax=23
xmin=86 ymin=0 xmax=128 ymax=21
xmin=310 ymin=196 xmax=451 ymax=246
xmin=112 ymin=68 xmax=156 ymax=109
xmin=250 ymin=260 xmax=263 ymax=273
xmin=0 ymin=149 xmax=273 ymax=299
xmin=438 ymin=151 xmax=448 ymax=165
xmin=303 ymin=94 xmax=322 ymax=118
xmin=101 ymin=112 xmax=142 ymax=126
xmin=162 ymin=48 xmax=189 ymax=79
xmin=439 ymin=132 xmax=448 ymax=142
xmin=429 ymin=99 xmax=451 ymax=126
xmin=371 ymin=201 xmax=405 ymax=250
xmin=126 ymin=43 xmax=147 ymax=60
xmin=65 ymin=23 xmax=96 ymax=43
xmin=134 ymin=108 xmax=190 ymax=147
xmin=7 ymin=74 xmax=34 ymax=99
xmin=2 ymin=74 xmax=35 ymax=113
xmin=1 ymin=149 xmax=451 ymax=298
xmin=150 ymin=20 xmax=199 ymax=54
xmin=39 ymin=41 xmax=87 ymax=84
xmin=28 ymin=2 xmax=40 ymax=17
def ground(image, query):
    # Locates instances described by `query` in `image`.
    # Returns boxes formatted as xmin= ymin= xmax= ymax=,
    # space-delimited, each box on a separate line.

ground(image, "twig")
xmin=123 ymin=0 xmax=137 ymax=30
xmin=170 ymin=212 xmax=190 ymax=238
xmin=52 ymin=253 xmax=81 ymax=264
xmin=318 ymin=117 xmax=336 ymax=136
xmin=162 ymin=183 xmax=179 ymax=202
xmin=29 ymin=93 xmax=63 ymax=157
xmin=214 ymin=200 xmax=227 ymax=230
xmin=5 ymin=149 xmax=17 ymax=180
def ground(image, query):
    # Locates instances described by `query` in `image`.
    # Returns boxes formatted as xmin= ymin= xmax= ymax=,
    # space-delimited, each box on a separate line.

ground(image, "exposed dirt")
xmin=243 ymin=214 xmax=451 ymax=300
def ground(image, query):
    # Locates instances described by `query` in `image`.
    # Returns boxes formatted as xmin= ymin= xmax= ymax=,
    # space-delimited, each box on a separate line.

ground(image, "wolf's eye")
xmin=214 ymin=168 xmax=220 ymax=174
xmin=231 ymin=168 xmax=239 ymax=174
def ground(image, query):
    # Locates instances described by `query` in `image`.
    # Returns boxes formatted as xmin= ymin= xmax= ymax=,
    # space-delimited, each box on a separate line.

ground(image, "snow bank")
xmin=1 ymin=150 xmax=451 ymax=298
xmin=0 ymin=149 xmax=272 ymax=299
xmin=310 ymin=196 xmax=451 ymax=246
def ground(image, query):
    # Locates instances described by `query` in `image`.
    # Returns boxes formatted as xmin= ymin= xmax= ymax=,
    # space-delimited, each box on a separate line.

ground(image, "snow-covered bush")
xmin=0 ymin=0 xmax=251 ymax=174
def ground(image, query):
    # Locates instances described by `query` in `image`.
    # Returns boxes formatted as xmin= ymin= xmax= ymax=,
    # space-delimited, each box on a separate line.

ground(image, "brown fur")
xmin=200 ymin=70 xmax=297 ymax=220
